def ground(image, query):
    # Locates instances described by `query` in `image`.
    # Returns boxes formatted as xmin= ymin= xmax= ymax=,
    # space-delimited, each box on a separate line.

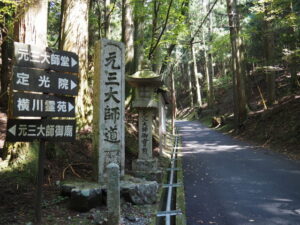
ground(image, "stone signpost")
xmin=126 ymin=68 xmax=162 ymax=179
xmin=93 ymin=39 xmax=125 ymax=184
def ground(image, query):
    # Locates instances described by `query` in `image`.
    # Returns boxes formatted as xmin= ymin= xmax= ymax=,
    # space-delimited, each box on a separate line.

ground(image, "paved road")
xmin=177 ymin=121 xmax=300 ymax=225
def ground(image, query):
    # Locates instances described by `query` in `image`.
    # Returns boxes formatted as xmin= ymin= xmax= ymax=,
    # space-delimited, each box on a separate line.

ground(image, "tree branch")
xmin=148 ymin=0 xmax=174 ymax=59
xmin=189 ymin=0 xmax=219 ymax=45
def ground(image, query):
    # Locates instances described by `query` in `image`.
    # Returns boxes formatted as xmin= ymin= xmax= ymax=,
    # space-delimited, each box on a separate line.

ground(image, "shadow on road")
xmin=176 ymin=120 xmax=300 ymax=225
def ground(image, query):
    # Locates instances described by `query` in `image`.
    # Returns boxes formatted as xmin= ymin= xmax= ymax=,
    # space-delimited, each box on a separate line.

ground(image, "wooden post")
xmin=35 ymin=139 xmax=46 ymax=224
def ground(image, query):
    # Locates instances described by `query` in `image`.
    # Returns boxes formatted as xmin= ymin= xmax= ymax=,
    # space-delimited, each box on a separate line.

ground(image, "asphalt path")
xmin=176 ymin=120 xmax=300 ymax=225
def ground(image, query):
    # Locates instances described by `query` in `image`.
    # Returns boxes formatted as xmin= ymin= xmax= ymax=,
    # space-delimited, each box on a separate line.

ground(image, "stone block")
xmin=70 ymin=187 xmax=102 ymax=212
xmin=132 ymin=159 xmax=158 ymax=171
xmin=60 ymin=177 xmax=159 ymax=211
xmin=107 ymin=163 xmax=120 ymax=225
xmin=132 ymin=170 xmax=163 ymax=183
xmin=121 ymin=179 xmax=159 ymax=205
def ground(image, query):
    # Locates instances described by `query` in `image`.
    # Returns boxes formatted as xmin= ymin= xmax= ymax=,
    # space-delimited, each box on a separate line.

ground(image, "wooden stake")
xmin=35 ymin=139 xmax=45 ymax=224
xmin=257 ymin=85 xmax=267 ymax=110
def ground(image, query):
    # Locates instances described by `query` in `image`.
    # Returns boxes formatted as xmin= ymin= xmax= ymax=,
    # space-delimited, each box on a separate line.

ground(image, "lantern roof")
xmin=126 ymin=69 xmax=162 ymax=87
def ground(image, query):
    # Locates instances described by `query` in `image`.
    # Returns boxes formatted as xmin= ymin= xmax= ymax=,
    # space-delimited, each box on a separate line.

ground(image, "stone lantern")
xmin=126 ymin=68 xmax=162 ymax=178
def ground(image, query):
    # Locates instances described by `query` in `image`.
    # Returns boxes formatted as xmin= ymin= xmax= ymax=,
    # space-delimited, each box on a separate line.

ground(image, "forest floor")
xmin=217 ymin=71 xmax=300 ymax=160
xmin=178 ymin=70 xmax=300 ymax=160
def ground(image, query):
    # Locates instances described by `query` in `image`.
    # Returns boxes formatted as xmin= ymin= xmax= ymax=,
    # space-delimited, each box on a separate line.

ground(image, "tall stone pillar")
xmin=93 ymin=39 xmax=125 ymax=184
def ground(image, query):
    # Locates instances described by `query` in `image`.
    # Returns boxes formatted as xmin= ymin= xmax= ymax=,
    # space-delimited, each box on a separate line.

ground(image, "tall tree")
xmin=122 ymin=0 xmax=134 ymax=74
xmin=263 ymin=2 xmax=275 ymax=106
xmin=0 ymin=0 xmax=48 ymax=107
xmin=191 ymin=43 xmax=202 ymax=107
xmin=207 ymin=0 xmax=215 ymax=107
xmin=60 ymin=0 xmax=91 ymax=129
xmin=226 ymin=0 xmax=247 ymax=128
xmin=133 ymin=0 xmax=145 ymax=72
xmin=282 ymin=0 xmax=299 ymax=92
xmin=14 ymin=0 xmax=48 ymax=46
xmin=103 ymin=0 xmax=111 ymax=38
xmin=201 ymin=0 xmax=213 ymax=108
xmin=185 ymin=60 xmax=194 ymax=107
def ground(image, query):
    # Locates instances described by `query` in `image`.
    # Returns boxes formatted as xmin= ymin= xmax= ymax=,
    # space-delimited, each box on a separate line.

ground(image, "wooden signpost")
xmin=6 ymin=42 xmax=79 ymax=224
xmin=14 ymin=42 xmax=79 ymax=72
xmin=12 ymin=66 xmax=79 ymax=95
xmin=6 ymin=119 xmax=76 ymax=142
xmin=12 ymin=92 xmax=75 ymax=117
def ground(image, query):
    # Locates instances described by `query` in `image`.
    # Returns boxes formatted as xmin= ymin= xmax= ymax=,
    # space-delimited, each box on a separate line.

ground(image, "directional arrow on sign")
xmin=6 ymin=119 xmax=76 ymax=142
xmin=70 ymin=80 xmax=77 ymax=90
xmin=8 ymin=125 xmax=16 ymax=136
xmin=14 ymin=42 xmax=79 ymax=73
xmin=13 ymin=66 xmax=79 ymax=95
xmin=68 ymin=102 xmax=74 ymax=112
xmin=71 ymin=58 xmax=77 ymax=67
xmin=13 ymin=92 xmax=75 ymax=117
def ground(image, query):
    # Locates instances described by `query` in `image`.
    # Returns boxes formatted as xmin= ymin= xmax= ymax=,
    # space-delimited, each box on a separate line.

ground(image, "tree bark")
xmin=133 ymin=0 xmax=145 ymax=72
xmin=4 ymin=0 xmax=48 ymax=108
xmin=191 ymin=43 xmax=202 ymax=107
xmin=60 ymin=0 xmax=91 ymax=129
xmin=104 ymin=0 xmax=111 ymax=38
xmin=15 ymin=0 xmax=48 ymax=47
xmin=122 ymin=0 xmax=134 ymax=75
xmin=185 ymin=62 xmax=193 ymax=107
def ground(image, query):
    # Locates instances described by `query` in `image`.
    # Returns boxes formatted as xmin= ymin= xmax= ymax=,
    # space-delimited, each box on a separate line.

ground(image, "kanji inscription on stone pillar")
xmin=138 ymin=110 xmax=153 ymax=159
xmin=93 ymin=39 xmax=125 ymax=183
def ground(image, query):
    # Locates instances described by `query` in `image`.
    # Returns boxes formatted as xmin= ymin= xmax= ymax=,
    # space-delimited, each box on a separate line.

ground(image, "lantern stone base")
xmin=132 ymin=158 xmax=158 ymax=171
xmin=132 ymin=170 xmax=163 ymax=182
xmin=132 ymin=158 xmax=163 ymax=182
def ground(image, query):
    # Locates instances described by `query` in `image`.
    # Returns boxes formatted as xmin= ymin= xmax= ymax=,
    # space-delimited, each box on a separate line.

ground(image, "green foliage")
xmin=47 ymin=0 xmax=61 ymax=48
xmin=144 ymin=0 xmax=189 ymax=60
xmin=214 ymin=73 xmax=232 ymax=89
xmin=0 ymin=0 xmax=18 ymax=24
xmin=210 ymin=33 xmax=231 ymax=62
xmin=243 ymin=0 xmax=300 ymax=66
